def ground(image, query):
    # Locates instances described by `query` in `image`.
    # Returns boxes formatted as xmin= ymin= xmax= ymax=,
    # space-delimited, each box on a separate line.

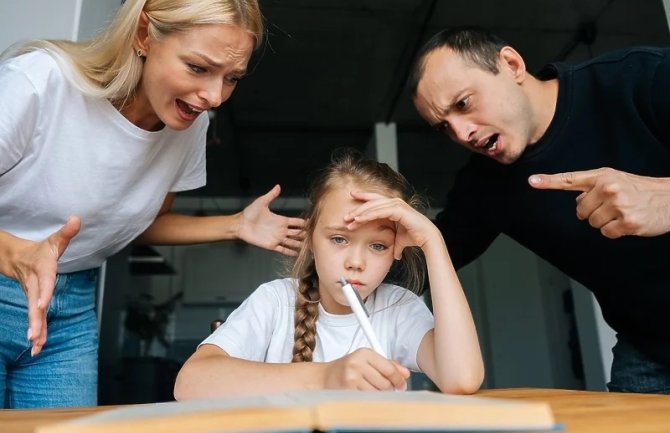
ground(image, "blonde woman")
xmin=0 ymin=0 xmax=303 ymax=408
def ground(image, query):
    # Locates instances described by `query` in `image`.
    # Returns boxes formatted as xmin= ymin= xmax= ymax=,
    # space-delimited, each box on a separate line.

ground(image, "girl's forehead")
xmin=315 ymin=189 xmax=396 ymax=232
xmin=318 ymin=189 xmax=357 ymax=216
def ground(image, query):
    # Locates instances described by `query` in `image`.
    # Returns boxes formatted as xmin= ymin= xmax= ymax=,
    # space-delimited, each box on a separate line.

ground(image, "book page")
xmin=65 ymin=394 xmax=301 ymax=424
xmin=283 ymin=389 xmax=544 ymax=406
xmin=37 ymin=394 xmax=314 ymax=433
xmin=295 ymin=390 xmax=557 ymax=432
xmin=37 ymin=390 xmax=558 ymax=433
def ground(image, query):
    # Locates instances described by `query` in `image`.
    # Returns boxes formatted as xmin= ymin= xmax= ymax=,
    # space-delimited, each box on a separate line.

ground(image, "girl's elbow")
xmin=173 ymin=371 xmax=189 ymax=401
xmin=173 ymin=365 xmax=200 ymax=401
xmin=436 ymin=370 xmax=485 ymax=395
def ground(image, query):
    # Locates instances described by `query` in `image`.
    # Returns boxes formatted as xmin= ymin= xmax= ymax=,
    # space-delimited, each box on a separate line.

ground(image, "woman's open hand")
xmin=238 ymin=185 xmax=305 ymax=256
xmin=11 ymin=216 xmax=80 ymax=356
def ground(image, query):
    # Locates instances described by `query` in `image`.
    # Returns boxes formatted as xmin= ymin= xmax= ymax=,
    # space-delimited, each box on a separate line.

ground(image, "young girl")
xmin=174 ymin=152 xmax=484 ymax=399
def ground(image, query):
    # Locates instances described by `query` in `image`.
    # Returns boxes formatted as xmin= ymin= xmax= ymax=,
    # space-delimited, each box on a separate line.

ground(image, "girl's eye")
xmin=371 ymin=243 xmax=388 ymax=252
xmin=331 ymin=236 xmax=347 ymax=245
xmin=188 ymin=64 xmax=206 ymax=74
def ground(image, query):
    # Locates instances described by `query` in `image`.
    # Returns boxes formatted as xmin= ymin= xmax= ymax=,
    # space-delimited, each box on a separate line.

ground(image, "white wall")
xmin=459 ymin=235 xmax=585 ymax=389
xmin=571 ymin=280 xmax=616 ymax=389
xmin=78 ymin=0 xmax=121 ymax=41
xmin=0 ymin=0 xmax=121 ymax=52
xmin=0 ymin=0 xmax=80 ymax=51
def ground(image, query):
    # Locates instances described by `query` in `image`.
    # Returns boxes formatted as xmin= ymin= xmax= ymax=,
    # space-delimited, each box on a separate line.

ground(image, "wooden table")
xmin=1 ymin=388 xmax=669 ymax=433
xmin=478 ymin=388 xmax=670 ymax=432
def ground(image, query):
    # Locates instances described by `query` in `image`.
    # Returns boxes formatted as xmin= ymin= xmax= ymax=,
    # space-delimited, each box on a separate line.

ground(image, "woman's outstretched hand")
xmin=12 ymin=216 xmax=81 ymax=356
xmin=238 ymin=185 xmax=305 ymax=256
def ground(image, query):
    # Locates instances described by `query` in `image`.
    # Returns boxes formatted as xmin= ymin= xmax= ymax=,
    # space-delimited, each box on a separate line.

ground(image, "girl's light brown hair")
xmin=290 ymin=149 xmax=427 ymax=362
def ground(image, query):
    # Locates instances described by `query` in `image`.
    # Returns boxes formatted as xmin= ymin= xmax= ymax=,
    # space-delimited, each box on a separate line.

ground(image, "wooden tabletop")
xmin=478 ymin=388 xmax=670 ymax=432
xmin=1 ymin=388 xmax=669 ymax=433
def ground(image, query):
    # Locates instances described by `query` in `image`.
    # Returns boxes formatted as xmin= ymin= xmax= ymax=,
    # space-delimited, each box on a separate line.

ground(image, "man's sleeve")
xmin=434 ymin=164 xmax=500 ymax=270
xmin=649 ymin=48 xmax=670 ymax=147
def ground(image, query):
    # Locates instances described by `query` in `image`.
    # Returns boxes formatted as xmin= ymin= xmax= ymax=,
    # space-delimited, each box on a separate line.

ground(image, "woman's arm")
xmin=174 ymin=345 xmax=410 ymax=400
xmin=137 ymin=185 xmax=304 ymax=255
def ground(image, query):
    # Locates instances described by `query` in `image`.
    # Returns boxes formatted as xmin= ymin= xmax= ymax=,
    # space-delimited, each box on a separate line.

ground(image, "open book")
xmin=38 ymin=390 xmax=560 ymax=433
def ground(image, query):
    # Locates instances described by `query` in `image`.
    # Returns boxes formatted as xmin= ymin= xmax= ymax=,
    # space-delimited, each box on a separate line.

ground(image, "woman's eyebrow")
xmin=192 ymin=51 xmax=223 ymax=67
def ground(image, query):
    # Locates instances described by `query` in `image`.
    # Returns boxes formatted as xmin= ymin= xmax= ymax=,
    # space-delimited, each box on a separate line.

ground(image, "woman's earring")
xmin=136 ymin=49 xmax=145 ymax=58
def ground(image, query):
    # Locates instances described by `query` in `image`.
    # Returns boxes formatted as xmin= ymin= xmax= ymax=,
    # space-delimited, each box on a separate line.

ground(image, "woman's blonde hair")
xmin=4 ymin=0 xmax=263 ymax=105
xmin=290 ymin=149 xmax=427 ymax=362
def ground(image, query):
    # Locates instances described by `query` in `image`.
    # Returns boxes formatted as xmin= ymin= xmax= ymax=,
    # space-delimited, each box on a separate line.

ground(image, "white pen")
xmin=340 ymin=277 xmax=387 ymax=358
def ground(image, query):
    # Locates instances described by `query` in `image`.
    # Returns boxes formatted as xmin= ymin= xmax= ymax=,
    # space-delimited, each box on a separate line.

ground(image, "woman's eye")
xmin=371 ymin=243 xmax=388 ymax=252
xmin=226 ymin=75 xmax=242 ymax=85
xmin=188 ymin=64 xmax=206 ymax=74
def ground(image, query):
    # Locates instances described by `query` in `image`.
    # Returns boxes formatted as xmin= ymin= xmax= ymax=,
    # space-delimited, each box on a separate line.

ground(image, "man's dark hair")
xmin=408 ymin=26 xmax=508 ymax=96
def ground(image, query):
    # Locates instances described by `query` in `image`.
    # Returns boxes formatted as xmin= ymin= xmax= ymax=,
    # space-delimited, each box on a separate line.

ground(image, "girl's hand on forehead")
xmin=345 ymin=191 xmax=441 ymax=259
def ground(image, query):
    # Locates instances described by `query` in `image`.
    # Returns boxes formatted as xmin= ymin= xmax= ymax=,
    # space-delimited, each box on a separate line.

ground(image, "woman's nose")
xmin=200 ymin=80 xmax=232 ymax=109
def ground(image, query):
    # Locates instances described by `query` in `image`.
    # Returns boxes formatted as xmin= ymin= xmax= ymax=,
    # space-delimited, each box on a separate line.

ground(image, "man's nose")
xmin=448 ymin=118 xmax=475 ymax=144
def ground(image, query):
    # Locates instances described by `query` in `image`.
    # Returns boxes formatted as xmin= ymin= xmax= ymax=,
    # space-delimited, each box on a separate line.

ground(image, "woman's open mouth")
xmin=176 ymin=99 xmax=203 ymax=121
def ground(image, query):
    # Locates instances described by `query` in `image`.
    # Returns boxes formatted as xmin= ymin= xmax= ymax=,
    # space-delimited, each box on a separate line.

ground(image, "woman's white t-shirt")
xmin=0 ymin=50 xmax=207 ymax=272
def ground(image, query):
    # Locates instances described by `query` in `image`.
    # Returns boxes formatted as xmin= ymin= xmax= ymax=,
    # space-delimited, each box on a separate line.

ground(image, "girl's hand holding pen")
xmin=323 ymin=348 xmax=409 ymax=391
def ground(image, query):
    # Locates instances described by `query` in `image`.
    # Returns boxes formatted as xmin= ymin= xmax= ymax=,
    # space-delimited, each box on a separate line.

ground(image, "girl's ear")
xmin=134 ymin=11 xmax=151 ymax=54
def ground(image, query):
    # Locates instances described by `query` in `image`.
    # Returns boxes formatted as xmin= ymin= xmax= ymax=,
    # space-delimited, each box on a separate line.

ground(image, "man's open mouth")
xmin=483 ymin=134 xmax=499 ymax=151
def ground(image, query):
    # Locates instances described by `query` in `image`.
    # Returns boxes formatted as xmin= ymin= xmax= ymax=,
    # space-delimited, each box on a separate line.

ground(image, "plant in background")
xmin=124 ymin=291 xmax=183 ymax=357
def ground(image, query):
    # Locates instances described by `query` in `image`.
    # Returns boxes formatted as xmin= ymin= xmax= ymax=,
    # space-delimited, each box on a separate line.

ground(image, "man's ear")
xmin=499 ymin=46 xmax=527 ymax=84
xmin=134 ymin=11 xmax=151 ymax=54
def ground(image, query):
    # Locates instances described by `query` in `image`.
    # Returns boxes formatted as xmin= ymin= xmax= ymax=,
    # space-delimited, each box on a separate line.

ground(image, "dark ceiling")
xmin=188 ymin=0 xmax=670 ymax=208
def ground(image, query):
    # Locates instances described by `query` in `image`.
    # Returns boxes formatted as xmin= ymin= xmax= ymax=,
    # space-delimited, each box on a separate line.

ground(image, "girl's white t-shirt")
xmin=202 ymin=278 xmax=435 ymax=372
xmin=0 ymin=50 xmax=208 ymax=272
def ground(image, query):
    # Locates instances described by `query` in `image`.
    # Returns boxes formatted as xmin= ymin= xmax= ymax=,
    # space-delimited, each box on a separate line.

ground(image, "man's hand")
xmin=529 ymin=168 xmax=670 ymax=239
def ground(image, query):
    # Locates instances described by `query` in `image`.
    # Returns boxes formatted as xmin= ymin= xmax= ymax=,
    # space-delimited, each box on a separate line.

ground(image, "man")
xmin=410 ymin=26 xmax=670 ymax=394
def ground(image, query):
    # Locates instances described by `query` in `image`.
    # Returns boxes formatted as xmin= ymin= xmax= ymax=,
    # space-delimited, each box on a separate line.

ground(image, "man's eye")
xmin=188 ymin=64 xmax=206 ymax=73
xmin=456 ymin=96 xmax=470 ymax=110
xmin=371 ymin=243 xmax=388 ymax=252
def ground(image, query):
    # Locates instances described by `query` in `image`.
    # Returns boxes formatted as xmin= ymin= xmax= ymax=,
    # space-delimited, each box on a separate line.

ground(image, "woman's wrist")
xmin=229 ymin=211 xmax=244 ymax=241
xmin=0 ymin=231 xmax=26 ymax=278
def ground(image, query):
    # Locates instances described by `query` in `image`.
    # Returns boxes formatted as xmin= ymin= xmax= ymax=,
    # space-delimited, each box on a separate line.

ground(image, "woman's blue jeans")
xmin=608 ymin=334 xmax=670 ymax=394
xmin=0 ymin=269 xmax=98 ymax=408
